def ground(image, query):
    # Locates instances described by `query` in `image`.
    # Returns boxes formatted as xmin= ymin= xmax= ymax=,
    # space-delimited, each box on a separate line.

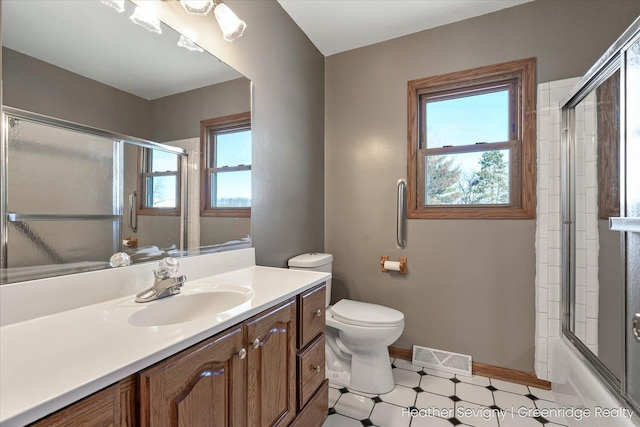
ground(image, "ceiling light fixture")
xmin=100 ymin=0 xmax=125 ymax=13
xmin=180 ymin=0 xmax=214 ymax=16
xmin=129 ymin=6 xmax=162 ymax=34
xmin=178 ymin=35 xmax=204 ymax=52
xmin=179 ymin=0 xmax=246 ymax=42
xmin=213 ymin=2 xmax=246 ymax=42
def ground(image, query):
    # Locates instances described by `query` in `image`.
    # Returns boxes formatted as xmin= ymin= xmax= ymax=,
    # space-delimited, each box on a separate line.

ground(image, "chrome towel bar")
xmin=609 ymin=217 xmax=640 ymax=233
xmin=7 ymin=213 xmax=121 ymax=222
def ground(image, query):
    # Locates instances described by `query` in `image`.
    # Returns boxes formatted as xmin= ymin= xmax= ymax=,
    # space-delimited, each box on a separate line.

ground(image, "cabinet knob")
xmin=314 ymin=365 xmax=321 ymax=373
xmin=316 ymin=309 xmax=322 ymax=317
xmin=252 ymin=338 xmax=260 ymax=349
xmin=238 ymin=348 xmax=247 ymax=359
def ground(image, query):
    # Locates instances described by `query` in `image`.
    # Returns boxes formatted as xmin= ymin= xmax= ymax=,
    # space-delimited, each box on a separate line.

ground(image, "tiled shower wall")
xmin=535 ymin=77 xmax=579 ymax=381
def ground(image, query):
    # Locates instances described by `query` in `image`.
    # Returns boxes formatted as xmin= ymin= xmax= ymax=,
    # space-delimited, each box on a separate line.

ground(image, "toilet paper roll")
xmin=383 ymin=261 xmax=401 ymax=271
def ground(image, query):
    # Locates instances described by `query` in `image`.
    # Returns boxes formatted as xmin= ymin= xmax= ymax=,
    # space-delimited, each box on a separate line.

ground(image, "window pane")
xmin=146 ymin=175 xmax=177 ymax=208
xmin=151 ymin=150 xmax=178 ymax=172
xmin=426 ymin=90 xmax=509 ymax=148
xmin=425 ymin=149 xmax=510 ymax=205
xmin=211 ymin=170 xmax=251 ymax=207
xmin=216 ymin=130 xmax=251 ymax=167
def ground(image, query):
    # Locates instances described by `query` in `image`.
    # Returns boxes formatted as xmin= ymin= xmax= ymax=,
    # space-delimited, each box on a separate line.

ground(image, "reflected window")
xmin=201 ymin=112 xmax=251 ymax=217
xmin=139 ymin=148 xmax=181 ymax=215
xmin=407 ymin=57 xmax=536 ymax=218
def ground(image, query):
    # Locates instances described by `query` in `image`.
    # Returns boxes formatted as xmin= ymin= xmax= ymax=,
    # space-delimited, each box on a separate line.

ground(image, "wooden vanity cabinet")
xmin=293 ymin=283 xmax=328 ymax=425
xmin=245 ymin=299 xmax=297 ymax=427
xmin=30 ymin=284 xmax=328 ymax=427
xmin=29 ymin=377 xmax=135 ymax=427
xmin=139 ymin=326 xmax=245 ymax=427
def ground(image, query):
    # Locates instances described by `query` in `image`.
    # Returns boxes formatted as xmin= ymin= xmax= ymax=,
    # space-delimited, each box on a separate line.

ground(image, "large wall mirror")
xmin=1 ymin=0 xmax=251 ymax=284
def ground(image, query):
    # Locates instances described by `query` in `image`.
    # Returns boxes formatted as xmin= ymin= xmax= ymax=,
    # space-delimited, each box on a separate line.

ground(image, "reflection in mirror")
xmin=1 ymin=0 xmax=251 ymax=283
xmin=1 ymin=108 xmax=188 ymax=283
xmin=568 ymin=69 xmax=623 ymax=381
xmin=199 ymin=113 xmax=252 ymax=252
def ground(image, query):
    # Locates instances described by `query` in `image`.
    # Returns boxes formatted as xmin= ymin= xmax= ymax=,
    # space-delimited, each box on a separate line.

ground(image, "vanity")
xmin=0 ymin=249 xmax=329 ymax=426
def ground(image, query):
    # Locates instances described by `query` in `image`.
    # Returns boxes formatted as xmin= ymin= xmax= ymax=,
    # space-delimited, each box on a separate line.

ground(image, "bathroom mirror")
xmin=1 ymin=0 xmax=251 ymax=283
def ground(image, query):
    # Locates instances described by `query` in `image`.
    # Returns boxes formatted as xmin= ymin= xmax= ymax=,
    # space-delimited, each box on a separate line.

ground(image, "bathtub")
xmin=550 ymin=338 xmax=639 ymax=426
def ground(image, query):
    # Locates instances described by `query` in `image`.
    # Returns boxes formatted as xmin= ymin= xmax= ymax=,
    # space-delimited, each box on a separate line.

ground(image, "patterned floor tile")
xmin=323 ymin=359 xmax=575 ymax=427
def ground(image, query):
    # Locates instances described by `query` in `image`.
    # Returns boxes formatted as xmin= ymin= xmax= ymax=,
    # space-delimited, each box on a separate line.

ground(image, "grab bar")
xmin=7 ymin=213 xmax=121 ymax=222
xmin=129 ymin=191 xmax=138 ymax=233
xmin=397 ymin=179 xmax=407 ymax=249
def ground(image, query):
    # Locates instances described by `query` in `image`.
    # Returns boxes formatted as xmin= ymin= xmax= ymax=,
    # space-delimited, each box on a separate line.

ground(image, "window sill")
xmin=407 ymin=206 xmax=534 ymax=219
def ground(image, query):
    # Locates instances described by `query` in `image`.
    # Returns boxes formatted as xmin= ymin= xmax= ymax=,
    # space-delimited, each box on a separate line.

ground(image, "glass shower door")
xmin=624 ymin=34 xmax=640 ymax=411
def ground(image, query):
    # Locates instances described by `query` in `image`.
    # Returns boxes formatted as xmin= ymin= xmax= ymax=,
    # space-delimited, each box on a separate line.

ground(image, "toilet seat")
xmin=329 ymin=299 xmax=404 ymax=328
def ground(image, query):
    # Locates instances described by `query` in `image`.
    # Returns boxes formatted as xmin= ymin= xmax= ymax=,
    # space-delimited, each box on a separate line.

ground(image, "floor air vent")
xmin=412 ymin=345 xmax=472 ymax=377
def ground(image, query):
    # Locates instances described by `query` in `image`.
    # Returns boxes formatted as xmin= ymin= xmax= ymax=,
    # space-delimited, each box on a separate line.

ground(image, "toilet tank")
xmin=288 ymin=253 xmax=332 ymax=307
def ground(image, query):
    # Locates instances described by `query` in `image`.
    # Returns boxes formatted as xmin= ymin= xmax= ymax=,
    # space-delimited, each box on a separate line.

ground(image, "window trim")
xmin=200 ymin=112 xmax=251 ymax=218
xmin=407 ymin=57 xmax=536 ymax=219
xmin=137 ymin=148 xmax=181 ymax=216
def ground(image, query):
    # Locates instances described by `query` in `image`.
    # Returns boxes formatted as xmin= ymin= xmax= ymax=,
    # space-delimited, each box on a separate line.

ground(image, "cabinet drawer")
xmin=299 ymin=283 xmax=326 ymax=349
xmin=298 ymin=335 xmax=325 ymax=410
xmin=290 ymin=380 xmax=329 ymax=427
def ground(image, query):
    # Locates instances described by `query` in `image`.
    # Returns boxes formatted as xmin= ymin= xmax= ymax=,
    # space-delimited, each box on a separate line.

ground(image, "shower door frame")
xmin=560 ymin=17 xmax=640 ymax=416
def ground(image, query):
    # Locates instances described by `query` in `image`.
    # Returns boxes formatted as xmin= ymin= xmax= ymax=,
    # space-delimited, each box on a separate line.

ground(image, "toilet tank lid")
xmin=288 ymin=253 xmax=333 ymax=268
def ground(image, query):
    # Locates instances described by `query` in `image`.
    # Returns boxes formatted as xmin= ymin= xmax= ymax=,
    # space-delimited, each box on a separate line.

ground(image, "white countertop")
xmin=0 ymin=262 xmax=329 ymax=427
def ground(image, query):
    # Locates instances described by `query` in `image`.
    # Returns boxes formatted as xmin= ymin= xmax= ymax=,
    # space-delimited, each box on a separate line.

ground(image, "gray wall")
xmin=150 ymin=77 xmax=250 ymax=142
xmin=151 ymin=0 xmax=325 ymax=267
xmin=2 ymin=48 xmax=151 ymax=140
xmin=325 ymin=0 xmax=640 ymax=372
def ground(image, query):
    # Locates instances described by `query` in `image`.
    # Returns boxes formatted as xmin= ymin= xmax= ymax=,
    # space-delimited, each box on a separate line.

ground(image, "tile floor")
xmin=323 ymin=358 xmax=570 ymax=427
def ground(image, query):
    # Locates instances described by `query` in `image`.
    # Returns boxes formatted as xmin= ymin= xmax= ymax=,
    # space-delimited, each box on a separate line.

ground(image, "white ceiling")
xmin=2 ymin=0 xmax=243 ymax=100
xmin=278 ymin=0 xmax=533 ymax=56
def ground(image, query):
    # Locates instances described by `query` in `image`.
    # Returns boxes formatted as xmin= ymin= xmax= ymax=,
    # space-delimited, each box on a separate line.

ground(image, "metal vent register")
xmin=412 ymin=345 xmax=472 ymax=377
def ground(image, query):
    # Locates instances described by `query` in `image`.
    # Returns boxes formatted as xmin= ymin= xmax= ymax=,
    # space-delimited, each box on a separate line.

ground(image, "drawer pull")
xmin=314 ymin=365 xmax=321 ymax=373
xmin=238 ymin=348 xmax=247 ymax=359
xmin=316 ymin=309 xmax=322 ymax=317
xmin=251 ymin=338 xmax=260 ymax=349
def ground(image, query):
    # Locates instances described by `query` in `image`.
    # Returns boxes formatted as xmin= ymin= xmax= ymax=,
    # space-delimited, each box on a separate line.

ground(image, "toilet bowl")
xmin=288 ymin=253 xmax=405 ymax=395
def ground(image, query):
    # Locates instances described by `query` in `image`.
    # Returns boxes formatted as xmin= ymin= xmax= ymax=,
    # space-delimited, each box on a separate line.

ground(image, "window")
xmin=200 ymin=112 xmax=251 ymax=217
xmin=138 ymin=147 xmax=181 ymax=215
xmin=407 ymin=57 xmax=536 ymax=219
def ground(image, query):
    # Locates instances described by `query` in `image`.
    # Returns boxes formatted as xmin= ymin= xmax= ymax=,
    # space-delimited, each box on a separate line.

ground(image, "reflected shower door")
xmin=2 ymin=114 xmax=120 ymax=282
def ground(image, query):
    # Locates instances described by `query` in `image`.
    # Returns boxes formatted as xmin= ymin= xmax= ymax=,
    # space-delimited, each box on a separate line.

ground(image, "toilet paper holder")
xmin=380 ymin=256 xmax=407 ymax=274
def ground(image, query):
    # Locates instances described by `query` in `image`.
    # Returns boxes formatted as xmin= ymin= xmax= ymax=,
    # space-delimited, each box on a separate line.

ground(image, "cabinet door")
xmin=139 ymin=326 xmax=245 ymax=427
xmin=30 ymin=380 xmax=129 ymax=427
xmin=245 ymin=299 xmax=297 ymax=427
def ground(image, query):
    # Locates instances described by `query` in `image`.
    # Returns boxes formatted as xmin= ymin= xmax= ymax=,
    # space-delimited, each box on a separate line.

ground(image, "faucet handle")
xmin=156 ymin=257 xmax=179 ymax=278
xmin=109 ymin=252 xmax=132 ymax=268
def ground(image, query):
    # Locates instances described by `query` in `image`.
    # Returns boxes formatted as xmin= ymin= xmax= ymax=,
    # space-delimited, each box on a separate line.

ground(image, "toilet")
xmin=288 ymin=253 xmax=404 ymax=394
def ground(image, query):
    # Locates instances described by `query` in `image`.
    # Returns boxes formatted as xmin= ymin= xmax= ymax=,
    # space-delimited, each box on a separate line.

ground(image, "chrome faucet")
xmin=135 ymin=257 xmax=187 ymax=303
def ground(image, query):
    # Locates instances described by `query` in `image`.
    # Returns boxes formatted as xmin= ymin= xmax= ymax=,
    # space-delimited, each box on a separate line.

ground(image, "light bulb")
xmin=214 ymin=2 xmax=246 ymax=42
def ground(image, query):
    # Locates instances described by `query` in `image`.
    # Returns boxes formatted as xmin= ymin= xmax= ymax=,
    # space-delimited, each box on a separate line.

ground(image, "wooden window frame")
xmin=200 ymin=112 xmax=251 ymax=218
xmin=137 ymin=147 xmax=181 ymax=216
xmin=407 ymin=57 xmax=536 ymax=219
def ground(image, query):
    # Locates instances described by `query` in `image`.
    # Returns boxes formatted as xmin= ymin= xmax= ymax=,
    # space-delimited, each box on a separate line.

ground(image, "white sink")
xmin=103 ymin=286 xmax=254 ymax=327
